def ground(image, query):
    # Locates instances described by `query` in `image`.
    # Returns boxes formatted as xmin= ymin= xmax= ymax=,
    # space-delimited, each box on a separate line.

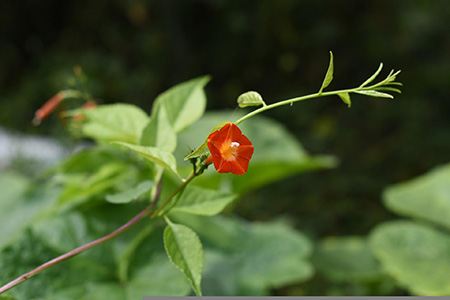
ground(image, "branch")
xmin=0 ymin=181 xmax=163 ymax=295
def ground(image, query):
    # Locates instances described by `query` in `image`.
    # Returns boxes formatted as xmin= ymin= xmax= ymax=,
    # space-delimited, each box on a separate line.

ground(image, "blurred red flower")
xmin=207 ymin=122 xmax=254 ymax=175
xmin=33 ymin=92 xmax=64 ymax=125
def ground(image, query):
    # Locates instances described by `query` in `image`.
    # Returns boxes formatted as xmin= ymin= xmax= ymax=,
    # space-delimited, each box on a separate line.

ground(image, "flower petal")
xmin=206 ymin=122 xmax=254 ymax=175
xmin=237 ymin=144 xmax=254 ymax=160
xmin=217 ymin=160 xmax=245 ymax=175
xmin=235 ymin=157 xmax=250 ymax=174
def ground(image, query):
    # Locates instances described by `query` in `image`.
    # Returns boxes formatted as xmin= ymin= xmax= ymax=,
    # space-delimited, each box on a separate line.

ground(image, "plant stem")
xmin=234 ymin=88 xmax=356 ymax=125
xmin=0 ymin=206 xmax=151 ymax=295
xmin=151 ymin=172 xmax=196 ymax=217
xmin=235 ymin=66 xmax=401 ymax=125
xmin=0 ymin=173 xmax=194 ymax=295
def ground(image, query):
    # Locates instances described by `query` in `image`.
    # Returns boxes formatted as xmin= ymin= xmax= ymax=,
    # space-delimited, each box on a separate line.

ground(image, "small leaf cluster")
xmin=318 ymin=51 xmax=402 ymax=107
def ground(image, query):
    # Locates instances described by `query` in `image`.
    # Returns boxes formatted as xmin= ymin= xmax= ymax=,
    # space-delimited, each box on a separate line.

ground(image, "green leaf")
xmin=80 ymin=104 xmax=150 ymax=144
xmin=106 ymin=180 xmax=153 ymax=204
xmin=234 ymin=221 xmax=313 ymax=292
xmin=237 ymin=91 xmax=265 ymax=108
xmin=54 ymin=146 xmax=128 ymax=174
xmin=383 ymin=163 xmax=450 ymax=230
xmin=385 ymin=82 xmax=403 ymax=87
xmin=375 ymin=87 xmax=402 ymax=94
xmin=176 ymin=111 xmax=336 ymax=193
xmin=32 ymin=213 xmax=90 ymax=252
xmin=319 ymin=51 xmax=334 ymax=93
xmin=56 ymin=162 xmax=134 ymax=210
xmin=184 ymin=141 xmax=209 ymax=161
xmin=313 ymin=236 xmax=382 ymax=282
xmin=338 ymin=92 xmax=351 ymax=107
xmin=384 ymin=70 xmax=401 ymax=83
xmin=153 ymin=76 xmax=210 ymax=132
xmin=163 ymin=218 xmax=204 ymax=296
xmin=359 ymin=63 xmax=384 ymax=87
xmin=140 ymin=105 xmax=177 ymax=152
xmin=174 ymin=214 xmax=313 ymax=295
xmin=126 ymin=252 xmax=191 ymax=297
xmin=114 ymin=142 xmax=179 ymax=178
xmin=171 ymin=185 xmax=236 ymax=216
xmin=355 ymin=90 xmax=393 ymax=99
xmin=370 ymin=221 xmax=450 ymax=295
xmin=50 ymin=146 xmax=151 ymax=212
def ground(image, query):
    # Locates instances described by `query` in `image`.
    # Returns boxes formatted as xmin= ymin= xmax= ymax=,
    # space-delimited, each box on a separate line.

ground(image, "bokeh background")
xmin=1 ymin=0 xmax=449 ymax=296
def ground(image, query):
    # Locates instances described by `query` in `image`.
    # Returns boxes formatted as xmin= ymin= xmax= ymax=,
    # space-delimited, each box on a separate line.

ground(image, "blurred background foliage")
xmin=1 ymin=0 xmax=449 ymax=296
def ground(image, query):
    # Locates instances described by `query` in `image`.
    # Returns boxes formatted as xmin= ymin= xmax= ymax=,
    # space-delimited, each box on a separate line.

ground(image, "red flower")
xmin=33 ymin=92 xmax=64 ymax=125
xmin=207 ymin=122 xmax=254 ymax=175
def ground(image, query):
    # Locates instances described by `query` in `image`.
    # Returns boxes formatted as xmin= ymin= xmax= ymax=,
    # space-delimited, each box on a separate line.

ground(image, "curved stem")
xmin=0 ymin=206 xmax=152 ymax=295
xmin=0 ymin=173 xmax=196 ymax=295
xmin=234 ymin=88 xmax=355 ymax=125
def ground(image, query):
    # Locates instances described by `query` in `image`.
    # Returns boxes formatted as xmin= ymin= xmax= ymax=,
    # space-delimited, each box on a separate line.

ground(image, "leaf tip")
xmin=198 ymin=74 xmax=212 ymax=85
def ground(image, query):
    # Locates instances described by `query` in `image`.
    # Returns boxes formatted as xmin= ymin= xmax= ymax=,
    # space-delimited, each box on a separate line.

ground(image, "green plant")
xmin=0 ymin=52 xmax=401 ymax=298
xmin=306 ymin=163 xmax=450 ymax=296
xmin=369 ymin=163 xmax=450 ymax=295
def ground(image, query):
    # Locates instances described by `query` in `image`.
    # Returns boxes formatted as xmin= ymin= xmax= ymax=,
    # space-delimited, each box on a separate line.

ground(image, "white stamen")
xmin=230 ymin=141 xmax=240 ymax=148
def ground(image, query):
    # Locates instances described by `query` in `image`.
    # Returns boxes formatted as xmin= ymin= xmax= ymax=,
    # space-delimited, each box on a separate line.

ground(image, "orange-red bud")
xmin=33 ymin=92 xmax=64 ymax=125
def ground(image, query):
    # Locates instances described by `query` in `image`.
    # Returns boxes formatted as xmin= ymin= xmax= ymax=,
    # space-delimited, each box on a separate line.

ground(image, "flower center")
xmin=220 ymin=140 xmax=240 ymax=161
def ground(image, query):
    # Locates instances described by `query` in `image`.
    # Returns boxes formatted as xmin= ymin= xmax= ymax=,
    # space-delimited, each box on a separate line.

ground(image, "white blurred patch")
xmin=0 ymin=127 xmax=67 ymax=170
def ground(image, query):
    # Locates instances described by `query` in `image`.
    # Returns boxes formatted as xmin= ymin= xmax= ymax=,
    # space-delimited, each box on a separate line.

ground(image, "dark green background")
xmin=1 ymin=0 xmax=449 ymax=238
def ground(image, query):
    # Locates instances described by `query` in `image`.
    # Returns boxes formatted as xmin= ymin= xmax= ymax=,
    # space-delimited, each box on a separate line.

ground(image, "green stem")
xmin=234 ymin=88 xmax=356 ymax=125
xmin=151 ymin=172 xmax=197 ymax=217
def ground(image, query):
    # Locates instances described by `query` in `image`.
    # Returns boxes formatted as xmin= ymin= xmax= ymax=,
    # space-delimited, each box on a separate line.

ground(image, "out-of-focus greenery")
xmin=0 ymin=108 xmax=329 ymax=298
xmin=370 ymin=164 xmax=450 ymax=295
xmin=0 ymin=0 xmax=449 ymax=296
